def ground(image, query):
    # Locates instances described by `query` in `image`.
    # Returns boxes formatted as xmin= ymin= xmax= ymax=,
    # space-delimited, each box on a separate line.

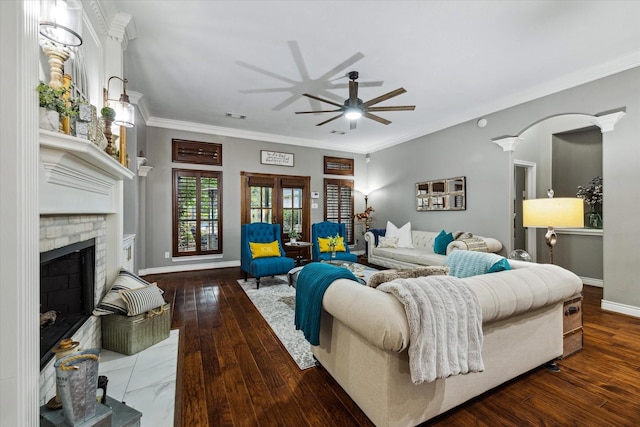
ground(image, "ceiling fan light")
xmin=345 ymin=108 xmax=362 ymax=120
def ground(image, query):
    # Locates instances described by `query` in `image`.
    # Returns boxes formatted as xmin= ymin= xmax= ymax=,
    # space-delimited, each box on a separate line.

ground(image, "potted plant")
xmin=577 ymin=176 xmax=603 ymax=229
xmin=37 ymin=81 xmax=69 ymax=131
xmin=100 ymin=106 xmax=116 ymax=120
xmin=288 ymin=229 xmax=300 ymax=243
xmin=327 ymin=233 xmax=341 ymax=259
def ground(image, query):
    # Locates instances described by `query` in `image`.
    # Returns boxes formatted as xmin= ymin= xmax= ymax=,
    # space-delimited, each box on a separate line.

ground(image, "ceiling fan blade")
xmin=350 ymin=120 xmax=357 ymax=130
xmin=295 ymin=109 xmax=343 ymax=114
xmin=302 ymin=93 xmax=343 ymax=108
xmin=349 ymin=80 xmax=358 ymax=106
xmin=363 ymin=88 xmax=407 ymax=107
xmin=364 ymin=112 xmax=391 ymax=125
xmin=317 ymin=114 xmax=344 ymax=126
xmin=367 ymin=105 xmax=416 ymax=112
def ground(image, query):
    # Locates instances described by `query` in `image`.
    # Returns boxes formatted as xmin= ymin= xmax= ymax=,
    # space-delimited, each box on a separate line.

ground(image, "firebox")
xmin=40 ymin=239 xmax=95 ymax=369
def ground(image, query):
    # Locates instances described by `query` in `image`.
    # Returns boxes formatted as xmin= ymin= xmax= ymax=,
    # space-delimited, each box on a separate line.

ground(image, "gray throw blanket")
xmin=378 ymin=275 xmax=484 ymax=384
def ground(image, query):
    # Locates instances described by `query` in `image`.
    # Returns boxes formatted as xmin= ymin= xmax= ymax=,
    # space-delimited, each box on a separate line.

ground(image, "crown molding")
xmin=145 ymin=116 xmax=358 ymax=153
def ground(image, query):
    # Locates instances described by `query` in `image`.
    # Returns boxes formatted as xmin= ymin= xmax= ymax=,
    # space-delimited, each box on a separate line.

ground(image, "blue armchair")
xmin=311 ymin=221 xmax=358 ymax=263
xmin=241 ymin=223 xmax=295 ymax=289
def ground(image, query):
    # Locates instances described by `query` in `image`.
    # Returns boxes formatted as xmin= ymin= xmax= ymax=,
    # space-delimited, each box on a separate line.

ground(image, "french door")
xmin=240 ymin=172 xmax=311 ymax=244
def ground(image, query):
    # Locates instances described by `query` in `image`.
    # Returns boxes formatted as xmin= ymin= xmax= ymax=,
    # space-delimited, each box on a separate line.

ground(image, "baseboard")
xmin=601 ymin=299 xmax=640 ymax=318
xmin=580 ymin=276 xmax=603 ymax=287
xmin=138 ymin=260 xmax=240 ymax=276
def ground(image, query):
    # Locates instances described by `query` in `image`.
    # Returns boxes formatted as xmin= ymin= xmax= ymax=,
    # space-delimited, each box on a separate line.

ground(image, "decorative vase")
xmin=585 ymin=210 xmax=603 ymax=229
xmin=55 ymin=348 xmax=101 ymax=425
xmin=290 ymin=237 xmax=296 ymax=244
xmin=330 ymin=247 xmax=336 ymax=259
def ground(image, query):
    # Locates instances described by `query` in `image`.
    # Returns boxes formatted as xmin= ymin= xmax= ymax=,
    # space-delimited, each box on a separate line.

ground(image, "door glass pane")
xmin=250 ymin=186 xmax=273 ymax=223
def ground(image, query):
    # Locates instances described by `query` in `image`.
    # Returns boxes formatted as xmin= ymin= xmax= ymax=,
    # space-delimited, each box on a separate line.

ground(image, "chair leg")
xmin=256 ymin=277 xmax=260 ymax=289
xmin=243 ymin=272 xmax=248 ymax=282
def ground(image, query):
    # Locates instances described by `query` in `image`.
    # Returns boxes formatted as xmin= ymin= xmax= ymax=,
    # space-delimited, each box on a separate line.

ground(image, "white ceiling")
xmin=105 ymin=0 xmax=640 ymax=154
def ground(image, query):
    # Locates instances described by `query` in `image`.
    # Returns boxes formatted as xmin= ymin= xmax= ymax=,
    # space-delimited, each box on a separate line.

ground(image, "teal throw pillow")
xmin=488 ymin=258 xmax=512 ymax=273
xmin=434 ymin=230 xmax=454 ymax=255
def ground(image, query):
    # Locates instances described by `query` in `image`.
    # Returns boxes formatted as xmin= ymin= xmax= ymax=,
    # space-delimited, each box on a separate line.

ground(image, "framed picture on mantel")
xmin=261 ymin=150 xmax=294 ymax=167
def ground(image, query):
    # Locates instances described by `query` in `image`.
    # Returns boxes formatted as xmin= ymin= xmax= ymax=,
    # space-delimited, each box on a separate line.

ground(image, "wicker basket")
xmin=101 ymin=303 xmax=170 ymax=355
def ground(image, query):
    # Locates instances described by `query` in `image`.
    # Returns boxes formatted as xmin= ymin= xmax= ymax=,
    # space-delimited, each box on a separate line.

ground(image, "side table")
xmin=284 ymin=241 xmax=312 ymax=266
xmin=562 ymin=293 xmax=583 ymax=358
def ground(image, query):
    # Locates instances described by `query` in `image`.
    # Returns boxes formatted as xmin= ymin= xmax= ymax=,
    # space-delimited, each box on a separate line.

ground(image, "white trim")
xmin=591 ymin=111 xmax=626 ymax=133
xmin=580 ymin=277 xmax=603 ymax=287
xmin=601 ymin=299 xmax=640 ymax=318
xmin=493 ymin=136 xmax=523 ymax=152
xmin=172 ymin=254 xmax=223 ymax=262
xmin=138 ymin=260 xmax=240 ymax=276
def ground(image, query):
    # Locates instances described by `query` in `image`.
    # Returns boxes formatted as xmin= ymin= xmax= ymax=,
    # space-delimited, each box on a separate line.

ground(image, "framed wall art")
xmin=261 ymin=150 xmax=294 ymax=167
xmin=416 ymin=176 xmax=466 ymax=211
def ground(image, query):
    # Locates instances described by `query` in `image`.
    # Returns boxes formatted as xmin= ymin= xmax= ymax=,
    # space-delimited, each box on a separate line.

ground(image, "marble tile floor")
xmin=98 ymin=329 xmax=179 ymax=427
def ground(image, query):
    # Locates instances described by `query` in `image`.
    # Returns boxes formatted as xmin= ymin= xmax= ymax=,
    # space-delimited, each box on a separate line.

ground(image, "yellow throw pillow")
xmin=318 ymin=236 xmax=346 ymax=253
xmin=249 ymin=241 xmax=281 ymax=258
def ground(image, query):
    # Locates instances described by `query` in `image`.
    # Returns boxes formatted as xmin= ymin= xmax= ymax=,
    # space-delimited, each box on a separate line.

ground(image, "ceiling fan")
xmin=295 ymin=71 xmax=415 ymax=130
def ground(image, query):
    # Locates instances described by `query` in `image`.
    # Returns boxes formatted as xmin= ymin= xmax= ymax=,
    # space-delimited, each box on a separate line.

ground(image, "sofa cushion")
xmin=446 ymin=250 xmax=510 ymax=278
xmin=434 ymin=230 xmax=454 ymax=255
xmin=249 ymin=240 xmax=281 ymax=258
xmin=367 ymin=266 xmax=450 ymax=288
xmin=378 ymin=236 xmax=399 ymax=248
xmin=93 ymin=269 xmax=157 ymax=316
xmin=386 ymin=221 xmax=414 ymax=248
xmin=369 ymin=228 xmax=386 ymax=246
xmin=318 ymin=236 xmax=346 ymax=252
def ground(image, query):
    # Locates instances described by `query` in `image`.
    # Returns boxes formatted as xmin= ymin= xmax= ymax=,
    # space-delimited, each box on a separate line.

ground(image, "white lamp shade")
xmin=113 ymin=101 xmax=135 ymax=128
xmin=523 ymin=198 xmax=584 ymax=228
xmin=40 ymin=0 xmax=83 ymax=47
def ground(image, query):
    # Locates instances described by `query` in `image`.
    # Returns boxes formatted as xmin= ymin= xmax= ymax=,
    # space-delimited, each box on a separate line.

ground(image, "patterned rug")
xmin=237 ymin=276 xmax=315 ymax=370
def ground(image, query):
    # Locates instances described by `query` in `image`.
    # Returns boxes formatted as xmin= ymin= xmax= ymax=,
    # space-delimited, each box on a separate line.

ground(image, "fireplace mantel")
xmin=39 ymin=130 xmax=134 ymax=214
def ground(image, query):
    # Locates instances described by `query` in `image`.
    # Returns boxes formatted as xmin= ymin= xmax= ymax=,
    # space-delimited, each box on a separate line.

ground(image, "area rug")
xmin=237 ymin=276 xmax=315 ymax=370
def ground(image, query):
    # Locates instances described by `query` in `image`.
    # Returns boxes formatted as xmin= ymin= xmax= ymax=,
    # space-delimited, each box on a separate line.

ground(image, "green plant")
xmin=327 ymin=233 xmax=341 ymax=248
xmin=288 ymin=229 xmax=300 ymax=239
xmin=101 ymin=106 xmax=116 ymax=119
xmin=37 ymin=81 xmax=70 ymax=116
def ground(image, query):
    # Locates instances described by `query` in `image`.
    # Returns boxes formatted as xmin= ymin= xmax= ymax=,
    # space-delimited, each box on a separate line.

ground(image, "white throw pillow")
xmin=386 ymin=221 xmax=414 ymax=248
xmin=377 ymin=236 xmax=399 ymax=248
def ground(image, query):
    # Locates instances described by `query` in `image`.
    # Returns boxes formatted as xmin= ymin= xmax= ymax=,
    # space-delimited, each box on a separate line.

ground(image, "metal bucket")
xmin=54 ymin=348 xmax=101 ymax=426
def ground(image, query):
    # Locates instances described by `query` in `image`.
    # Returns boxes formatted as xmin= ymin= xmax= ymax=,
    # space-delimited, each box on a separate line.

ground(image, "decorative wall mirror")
xmin=416 ymin=176 xmax=466 ymax=211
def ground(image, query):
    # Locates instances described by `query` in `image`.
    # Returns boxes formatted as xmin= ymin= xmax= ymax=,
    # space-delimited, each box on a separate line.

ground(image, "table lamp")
xmin=522 ymin=192 xmax=584 ymax=264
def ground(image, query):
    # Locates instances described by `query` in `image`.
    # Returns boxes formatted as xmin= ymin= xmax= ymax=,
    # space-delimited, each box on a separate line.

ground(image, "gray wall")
xmin=368 ymin=66 xmax=639 ymax=309
xmin=142 ymin=127 xmax=366 ymax=270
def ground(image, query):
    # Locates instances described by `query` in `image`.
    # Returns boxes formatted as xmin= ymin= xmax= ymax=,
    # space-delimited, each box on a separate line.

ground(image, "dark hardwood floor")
xmin=143 ymin=267 xmax=640 ymax=426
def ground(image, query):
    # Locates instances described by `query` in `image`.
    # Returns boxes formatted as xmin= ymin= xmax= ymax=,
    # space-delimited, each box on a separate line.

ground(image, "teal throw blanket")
xmin=294 ymin=262 xmax=360 ymax=345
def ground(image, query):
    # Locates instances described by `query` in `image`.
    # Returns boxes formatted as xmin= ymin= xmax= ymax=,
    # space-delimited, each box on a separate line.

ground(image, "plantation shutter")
xmin=324 ymin=179 xmax=354 ymax=244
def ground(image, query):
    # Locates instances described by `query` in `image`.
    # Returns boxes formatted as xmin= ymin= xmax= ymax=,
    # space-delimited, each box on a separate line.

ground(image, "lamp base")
xmin=544 ymin=227 xmax=557 ymax=264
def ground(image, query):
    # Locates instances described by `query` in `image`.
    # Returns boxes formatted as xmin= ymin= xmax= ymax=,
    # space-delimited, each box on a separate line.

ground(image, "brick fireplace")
xmin=37 ymin=131 xmax=134 ymax=405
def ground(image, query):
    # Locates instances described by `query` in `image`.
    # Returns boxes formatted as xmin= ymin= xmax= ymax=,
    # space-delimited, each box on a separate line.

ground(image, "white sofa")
xmin=364 ymin=229 xmax=503 ymax=269
xmin=311 ymin=262 xmax=582 ymax=427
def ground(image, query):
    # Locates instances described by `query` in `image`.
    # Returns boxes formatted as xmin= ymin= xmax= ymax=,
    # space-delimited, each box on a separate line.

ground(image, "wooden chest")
xmin=562 ymin=294 xmax=583 ymax=358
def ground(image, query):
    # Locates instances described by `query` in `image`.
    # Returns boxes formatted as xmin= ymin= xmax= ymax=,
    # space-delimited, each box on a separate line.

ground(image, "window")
xmin=173 ymin=169 xmax=222 ymax=256
xmin=324 ymin=179 xmax=354 ymax=244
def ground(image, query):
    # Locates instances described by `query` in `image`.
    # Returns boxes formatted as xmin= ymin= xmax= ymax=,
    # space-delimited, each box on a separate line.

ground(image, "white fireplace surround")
xmin=38 ymin=130 xmax=134 ymax=404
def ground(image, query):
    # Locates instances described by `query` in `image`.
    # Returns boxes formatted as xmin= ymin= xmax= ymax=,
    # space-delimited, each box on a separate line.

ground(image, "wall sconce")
xmin=39 ymin=0 xmax=83 ymax=89
xmin=522 ymin=190 xmax=584 ymax=264
xmin=103 ymin=76 xmax=135 ymax=128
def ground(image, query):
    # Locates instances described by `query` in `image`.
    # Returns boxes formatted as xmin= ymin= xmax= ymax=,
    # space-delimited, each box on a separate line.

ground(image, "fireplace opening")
xmin=40 ymin=239 xmax=95 ymax=370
